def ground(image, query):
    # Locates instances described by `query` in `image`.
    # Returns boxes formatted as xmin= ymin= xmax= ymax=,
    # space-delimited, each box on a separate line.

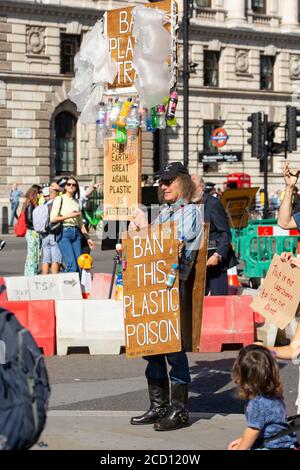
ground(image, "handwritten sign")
xmin=103 ymin=134 xmax=141 ymax=221
xmin=250 ymin=254 xmax=300 ymax=329
xmin=122 ymin=222 xmax=181 ymax=358
xmin=105 ymin=0 xmax=175 ymax=89
xmin=5 ymin=273 xmax=82 ymax=301
xmin=220 ymin=187 xmax=259 ymax=229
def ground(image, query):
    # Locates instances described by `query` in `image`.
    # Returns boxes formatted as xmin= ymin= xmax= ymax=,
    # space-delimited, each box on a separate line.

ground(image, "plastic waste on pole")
xmin=156 ymin=104 xmax=166 ymax=130
xmin=126 ymin=104 xmax=139 ymax=161
xmin=96 ymin=102 xmax=107 ymax=148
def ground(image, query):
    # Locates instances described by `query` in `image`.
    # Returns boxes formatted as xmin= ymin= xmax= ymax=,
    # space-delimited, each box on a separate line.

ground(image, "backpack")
xmin=32 ymin=202 xmax=51 ymax=234
xmin=33 ymin=197 xmax=63 ymax=234
xmin=14 ymin=210 xmax=27 ymax=237
xmin=0 ymin=307 xmax=50 ymax=450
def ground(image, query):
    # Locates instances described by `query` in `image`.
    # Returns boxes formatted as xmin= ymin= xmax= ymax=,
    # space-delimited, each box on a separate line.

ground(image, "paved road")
xmin=31 ymin=352 xmax=299 ymax=450
xmin=0 ymin=233 xmax=115 ymax=276
xmin=1 ymin=236 xmax=299 ymax=450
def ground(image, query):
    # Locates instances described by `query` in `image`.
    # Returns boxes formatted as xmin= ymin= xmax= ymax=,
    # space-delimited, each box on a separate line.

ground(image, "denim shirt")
xmin=153 ymin=200 xmax=203 ymax=281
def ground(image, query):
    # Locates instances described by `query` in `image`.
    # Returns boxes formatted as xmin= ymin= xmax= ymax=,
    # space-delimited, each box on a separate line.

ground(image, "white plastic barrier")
xmin=5 ymin=273 xmax=82 ymax=301
xmin=55 ymin=299 xmax=124 ymax=355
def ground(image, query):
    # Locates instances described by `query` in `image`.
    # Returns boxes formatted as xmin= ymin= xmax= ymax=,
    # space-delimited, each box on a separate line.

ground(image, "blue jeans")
xmin=57 ymin=226 xmax=82 ymax=273
xmin=9 ymin=201 xmax=19 ymax=227
xmin=144 ymin=351 xmax=191 ymax=384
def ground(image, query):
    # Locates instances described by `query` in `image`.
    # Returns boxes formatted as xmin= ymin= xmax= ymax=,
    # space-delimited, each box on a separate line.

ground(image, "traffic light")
xmin=287 ymin=105 xmax=300 ymax=152
xmin=247 ymin=112 xmax=263 ymax=158
xmin=266 ymin=122 xmax=284 ymax=154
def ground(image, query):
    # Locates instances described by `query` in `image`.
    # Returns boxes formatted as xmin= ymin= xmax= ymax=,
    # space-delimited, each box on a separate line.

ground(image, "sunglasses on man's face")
xmin=66 ymin=182 xmax=77 ymax=187
xmin=159 ymin=178 xmax=176 ymax=187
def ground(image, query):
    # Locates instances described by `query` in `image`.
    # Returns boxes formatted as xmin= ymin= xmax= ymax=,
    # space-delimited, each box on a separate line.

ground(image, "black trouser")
xmin=205 ymin=267 xmax=228 ymax=296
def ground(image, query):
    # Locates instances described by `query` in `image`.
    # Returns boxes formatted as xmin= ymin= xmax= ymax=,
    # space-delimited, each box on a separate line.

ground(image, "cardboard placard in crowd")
xmin=250 ymin=254 xmax=300 ymax=330
xmin=122 ymin=222 xmax=181 ymax=358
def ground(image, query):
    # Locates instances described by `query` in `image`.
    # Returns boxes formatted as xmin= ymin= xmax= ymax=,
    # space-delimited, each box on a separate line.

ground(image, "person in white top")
xmin=50 ymin=176 xmax=95 ymax=273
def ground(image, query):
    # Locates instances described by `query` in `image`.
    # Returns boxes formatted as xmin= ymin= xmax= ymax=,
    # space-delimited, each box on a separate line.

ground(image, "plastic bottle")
xmin=151 ymin=106 xmax=158 ymax=130
xmin=126 ymin=104 xmax=140 ymax=135
xmin=110 ymin=98 xmax=122 ymax=128
xmin=115 ymin=273 xmax=123 ymax=301
xmin=138 ymin=103 xmax=146 ymax=130
xmin=96 ymin=102 xmax=106 ymax=148
xmin=156 ymin=104 xmax=166 ymax=130
xmin=165 ymin=263 xmax=179 ymax=288
xmin=105 ymin=97 xmax=113 ymax=127
xmin=116 ymin=98 xmax=133 ymax=127
xmin=115 ymin=126 xmax=127 ymax=144
xmin=146 ymin=108 xmax=155 ymax=132
xmin=165 ymin=91 xmax=178 ymax=121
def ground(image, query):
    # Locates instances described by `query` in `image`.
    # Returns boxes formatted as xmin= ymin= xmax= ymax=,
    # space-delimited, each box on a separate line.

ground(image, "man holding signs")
xmin=128 ymin=162 xmax=203 ymax=431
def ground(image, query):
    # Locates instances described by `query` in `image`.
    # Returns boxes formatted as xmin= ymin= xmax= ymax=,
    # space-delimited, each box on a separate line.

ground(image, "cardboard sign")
xmin=105 ymin=0 xmax=175 ymax=90
xmin=103 ymin=135 xmax=141 ymax=221
xmin=5 ymin=273 xmax=82 ymax=301
xmin=220 ymin=187 xmax=259 ymax=229
xmin=250 ymin=254 xmax=300 ymax=330
xmin=122 ymin=222 xmax=181 ymax=358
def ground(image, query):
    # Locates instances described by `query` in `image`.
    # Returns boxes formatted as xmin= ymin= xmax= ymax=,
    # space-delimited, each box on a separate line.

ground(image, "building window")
xmin=203 ymin=120 xmax=222 ymax=173
xmin=260 ymin=55 xmax=274 ymax=90
xmin=55 ymin=112 xmax=77 ymax=175
xmin=252 ymin=0 xmax=266 ymax=14
xmin=195 ymin=0 xmax=212 ymax=7
xmin=60 ymin=34 xmax=81 ymax=74
xmin=204 ymin=50 xmax=219 ymax=87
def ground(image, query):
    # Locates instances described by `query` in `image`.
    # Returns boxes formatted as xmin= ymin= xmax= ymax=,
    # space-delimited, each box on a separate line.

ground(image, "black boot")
xmin=154 ymin=383 xmax=189 ymax=431
xmin=130 ymin=379 xmax=169 ymax=425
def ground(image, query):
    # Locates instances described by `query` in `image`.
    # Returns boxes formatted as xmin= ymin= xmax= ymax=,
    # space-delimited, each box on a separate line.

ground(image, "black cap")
xmin=205 ymin=182 xmax=216 ymax=190
xmin=155 ymin=162 xmax=189 ymax=180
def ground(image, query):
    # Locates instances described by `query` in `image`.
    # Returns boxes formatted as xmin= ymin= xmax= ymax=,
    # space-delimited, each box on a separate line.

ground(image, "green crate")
xmin=231 ymin=220 xmax=299 ymax=279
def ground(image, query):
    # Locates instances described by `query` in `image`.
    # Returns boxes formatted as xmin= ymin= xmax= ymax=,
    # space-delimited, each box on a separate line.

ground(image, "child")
xmin=228 ymin=344 xmax=296 ymax=450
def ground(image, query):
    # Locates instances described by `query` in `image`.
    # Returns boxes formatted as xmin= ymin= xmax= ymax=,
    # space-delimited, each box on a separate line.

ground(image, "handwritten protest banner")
xmin=250 ymin=254 xmax=300 ymax=329
xmin=122 ymin=222 xmax=181 ymax=358
xmin=105 ymin=0 xmax=175 ymax=89
xmin=103 ymin=135 xmax=141 ymax=221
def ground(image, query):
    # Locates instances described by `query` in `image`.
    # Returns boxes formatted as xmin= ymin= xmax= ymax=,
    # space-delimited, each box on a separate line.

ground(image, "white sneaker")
xmin=0 ymin=240 xmax=6 ymax=251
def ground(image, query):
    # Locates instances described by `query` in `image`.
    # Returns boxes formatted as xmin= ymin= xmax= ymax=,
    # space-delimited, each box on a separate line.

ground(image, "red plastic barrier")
xmin=253 ymin=311 xmax=265 ymax=324
xmin=199 ymin=295 xmax=254 ymax=352
xmin=1 ymin=300 xmax=56 ymax=356
xmin=0 ymin=277 xmax=7 ymax=301
xmin=90 ymin=273 xmax=115 ymax=299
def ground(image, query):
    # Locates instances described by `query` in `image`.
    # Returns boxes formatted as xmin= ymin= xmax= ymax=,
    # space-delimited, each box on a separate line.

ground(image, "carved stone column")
xmin=280 ymin=0 xmax=299 ymax=30
xmin=225 ymin=0 xmax=246 ymax=24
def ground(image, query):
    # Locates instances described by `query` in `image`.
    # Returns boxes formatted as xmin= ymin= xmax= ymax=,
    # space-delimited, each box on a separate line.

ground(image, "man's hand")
xmin=283 ymin=162 xmax=300 ymax=188
xmin=129 ymin=208 xmax=148 ymax=231
xmin=289 ymin=256 xmax=300 ymax=268
xmin=227 ymin=438 xmax=242 ymax=450
xmin=207 ymin=254 xmax=220 ymax=267
xmin=280 ymin=251 xmax=293 ymax=262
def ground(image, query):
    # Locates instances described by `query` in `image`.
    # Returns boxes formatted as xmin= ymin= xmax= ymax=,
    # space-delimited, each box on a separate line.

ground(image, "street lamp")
xmin=182 ymin=1 xmax=194 ymax=169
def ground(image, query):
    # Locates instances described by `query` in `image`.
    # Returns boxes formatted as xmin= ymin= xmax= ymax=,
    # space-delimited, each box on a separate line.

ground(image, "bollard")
xmin=1 ymin=206 xmax=8 ymax=234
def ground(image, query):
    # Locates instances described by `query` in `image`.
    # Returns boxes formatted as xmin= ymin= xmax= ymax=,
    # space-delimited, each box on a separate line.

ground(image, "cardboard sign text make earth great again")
xmin=122 ymin=222 xmax=181 ymax=358
xmin=250 ymin=254 xmax=300 ymax=329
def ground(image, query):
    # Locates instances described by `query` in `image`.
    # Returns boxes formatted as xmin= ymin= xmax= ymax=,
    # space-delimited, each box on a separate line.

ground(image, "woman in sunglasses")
xmin=50 ymin=176 xmax=95 ymax=273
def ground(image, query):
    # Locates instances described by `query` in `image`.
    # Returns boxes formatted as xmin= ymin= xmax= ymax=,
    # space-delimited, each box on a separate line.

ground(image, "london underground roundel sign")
xmin=211 ymin=128 xmax=229 ymax=148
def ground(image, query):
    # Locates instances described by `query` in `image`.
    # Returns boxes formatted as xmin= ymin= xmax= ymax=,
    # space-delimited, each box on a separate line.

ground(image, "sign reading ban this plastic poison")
xmin=122 ymin=222 xmax=181 ymax=358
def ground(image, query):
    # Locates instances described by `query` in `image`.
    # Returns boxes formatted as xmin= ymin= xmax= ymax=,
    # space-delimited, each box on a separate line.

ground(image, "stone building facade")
xmin=1 ymin=0 xmax=300 ymax=217
xmin=173 ymin=0 xmax=300 ymax=192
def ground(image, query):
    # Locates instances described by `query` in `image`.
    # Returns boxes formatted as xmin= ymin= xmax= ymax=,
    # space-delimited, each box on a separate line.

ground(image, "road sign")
xmin=211 ymin=128 xmax=229 ymax=148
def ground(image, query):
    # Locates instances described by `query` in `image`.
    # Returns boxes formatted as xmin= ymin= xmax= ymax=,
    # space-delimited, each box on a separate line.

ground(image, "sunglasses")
xmin=66 ymin=182 xmax=77 ymax=187
xmin=159 ymin=178 xmax=176 ymax=187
